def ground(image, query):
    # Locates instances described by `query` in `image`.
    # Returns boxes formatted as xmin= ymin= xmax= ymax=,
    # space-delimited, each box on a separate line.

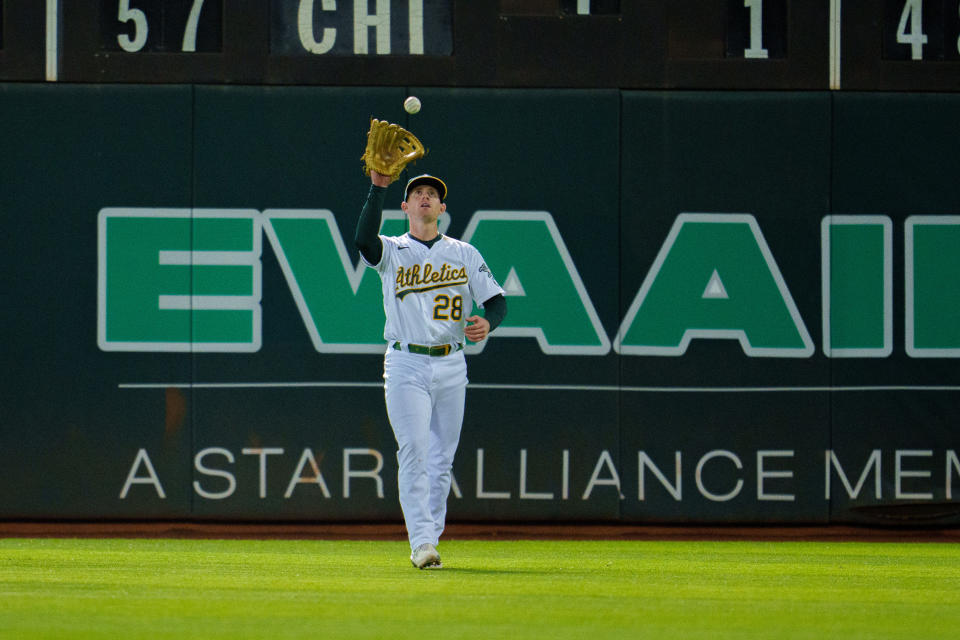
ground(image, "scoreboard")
xmin=1 ymin=0 xmax=958 ymax=89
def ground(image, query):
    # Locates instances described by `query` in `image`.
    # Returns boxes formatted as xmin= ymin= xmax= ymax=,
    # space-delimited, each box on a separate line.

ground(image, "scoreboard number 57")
xmin=102 ymin=0 xmax=222 ymax=53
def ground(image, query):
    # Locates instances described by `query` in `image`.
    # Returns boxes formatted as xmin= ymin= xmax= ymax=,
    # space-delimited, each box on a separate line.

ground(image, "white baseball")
xmin=404 ymin=96 xmax=421 ymax=114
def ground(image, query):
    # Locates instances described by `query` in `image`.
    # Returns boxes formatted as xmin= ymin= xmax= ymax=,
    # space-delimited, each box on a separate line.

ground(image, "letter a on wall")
xmin=615 ymin=213 xmax=814 ymax=357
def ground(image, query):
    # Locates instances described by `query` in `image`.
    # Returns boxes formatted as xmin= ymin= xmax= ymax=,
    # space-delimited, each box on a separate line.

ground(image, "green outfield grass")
xmin=0 ymin=537 xmax=958 ymax=639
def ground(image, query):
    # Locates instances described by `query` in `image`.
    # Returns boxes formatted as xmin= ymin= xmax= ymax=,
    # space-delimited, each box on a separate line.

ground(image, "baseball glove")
xmin=361 ymin=118 xmax=427 ymax=183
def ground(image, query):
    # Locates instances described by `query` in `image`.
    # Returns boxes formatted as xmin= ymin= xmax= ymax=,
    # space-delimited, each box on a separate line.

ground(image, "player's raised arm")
xmin=355 ymin=170 xmax=390 ymax=265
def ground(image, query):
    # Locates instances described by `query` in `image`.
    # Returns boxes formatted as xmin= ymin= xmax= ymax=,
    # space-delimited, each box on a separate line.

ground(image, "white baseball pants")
xmin=383 ymin=348 xmax=467 ymax=551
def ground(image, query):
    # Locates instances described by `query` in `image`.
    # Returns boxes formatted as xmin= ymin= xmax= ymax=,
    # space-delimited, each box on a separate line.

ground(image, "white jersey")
xmin=366 ymin=233 xmax=504 ymax=346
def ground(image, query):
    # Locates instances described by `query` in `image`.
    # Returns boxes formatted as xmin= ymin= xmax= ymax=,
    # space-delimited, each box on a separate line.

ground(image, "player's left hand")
xmin=464 ymin=315 xmax=490 ymax=343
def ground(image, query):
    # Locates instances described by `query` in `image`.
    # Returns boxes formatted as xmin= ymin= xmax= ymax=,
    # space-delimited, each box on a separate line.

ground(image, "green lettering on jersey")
xmin=98 ymin=209 xmax=261 ymax=352
xmin=616 ymin=214 xmax=813 ymax=357
xmin=462 ymin=211 xmax=610 ymax=355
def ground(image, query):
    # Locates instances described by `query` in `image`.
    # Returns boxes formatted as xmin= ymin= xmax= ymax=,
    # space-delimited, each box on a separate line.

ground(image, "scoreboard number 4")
xmin=885 ymin=0 xmax=960 ymax=60
xmin=896 ymin=0 xmax=929 ymax=59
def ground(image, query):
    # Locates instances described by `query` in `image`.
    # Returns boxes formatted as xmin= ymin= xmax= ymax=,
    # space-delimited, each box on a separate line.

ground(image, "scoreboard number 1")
xmin=744 ymin=0 xmax=769 ymax=58
xmin=725 ymin=0 xmax=787 ymax=59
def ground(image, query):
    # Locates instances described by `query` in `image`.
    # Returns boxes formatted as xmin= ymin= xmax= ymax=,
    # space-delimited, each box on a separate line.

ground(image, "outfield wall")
xmin=2 ymin=84 xmax=959 ymax=526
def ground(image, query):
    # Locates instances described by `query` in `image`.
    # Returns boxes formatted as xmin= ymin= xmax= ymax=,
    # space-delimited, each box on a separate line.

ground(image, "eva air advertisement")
xmin=2 ymin=84 xmax=958 ymax=524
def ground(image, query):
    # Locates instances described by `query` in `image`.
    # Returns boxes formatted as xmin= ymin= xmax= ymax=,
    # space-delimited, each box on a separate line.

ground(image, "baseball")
xmin=404 ymin=96 xmax=421 ymax=114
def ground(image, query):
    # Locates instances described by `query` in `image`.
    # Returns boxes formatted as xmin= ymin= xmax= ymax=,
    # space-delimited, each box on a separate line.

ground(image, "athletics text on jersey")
xmin=366 ymin=233 xmax=504 ymax=346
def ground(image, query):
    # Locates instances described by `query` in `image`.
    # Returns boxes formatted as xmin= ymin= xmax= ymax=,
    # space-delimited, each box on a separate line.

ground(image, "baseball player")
xmin=355 ymin=170 xmax=507 ymax=569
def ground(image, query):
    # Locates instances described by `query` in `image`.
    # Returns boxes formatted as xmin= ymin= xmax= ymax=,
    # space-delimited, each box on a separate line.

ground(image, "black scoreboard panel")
xmin=51 ymin=1 xmax=826 ymax=88
xmin=843 ymin=0 xmax=960 ymax=90
xmin=659 ymin=0 xmax=823 ymax=89
xmin=1 ymin=0 xmax=958 ymax=90
xmin=54 ymin=0 xmax=462 ymax=84
xmin=492 ymin=1 xmax=822 ymax=89
xmin=59 ymin=0 xmax=252 ymax=83
xmin=0 ymin=0 xmax=46 ymax=80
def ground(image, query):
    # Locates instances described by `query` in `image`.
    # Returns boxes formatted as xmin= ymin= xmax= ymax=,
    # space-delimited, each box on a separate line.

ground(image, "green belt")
xmin=393 ymin=342 xmax=463 ymax=356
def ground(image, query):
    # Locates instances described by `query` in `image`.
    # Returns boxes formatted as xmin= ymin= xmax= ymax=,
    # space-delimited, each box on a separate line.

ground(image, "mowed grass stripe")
xmin=0 ymin=539 xmax=957 ymax=639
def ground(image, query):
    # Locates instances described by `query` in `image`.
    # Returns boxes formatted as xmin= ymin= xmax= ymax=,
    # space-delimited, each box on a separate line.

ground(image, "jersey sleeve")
xmin=372 ymin=235 xmax=399 ymax=273
xmin=466 ymin=245 xmax=504 ymax=306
